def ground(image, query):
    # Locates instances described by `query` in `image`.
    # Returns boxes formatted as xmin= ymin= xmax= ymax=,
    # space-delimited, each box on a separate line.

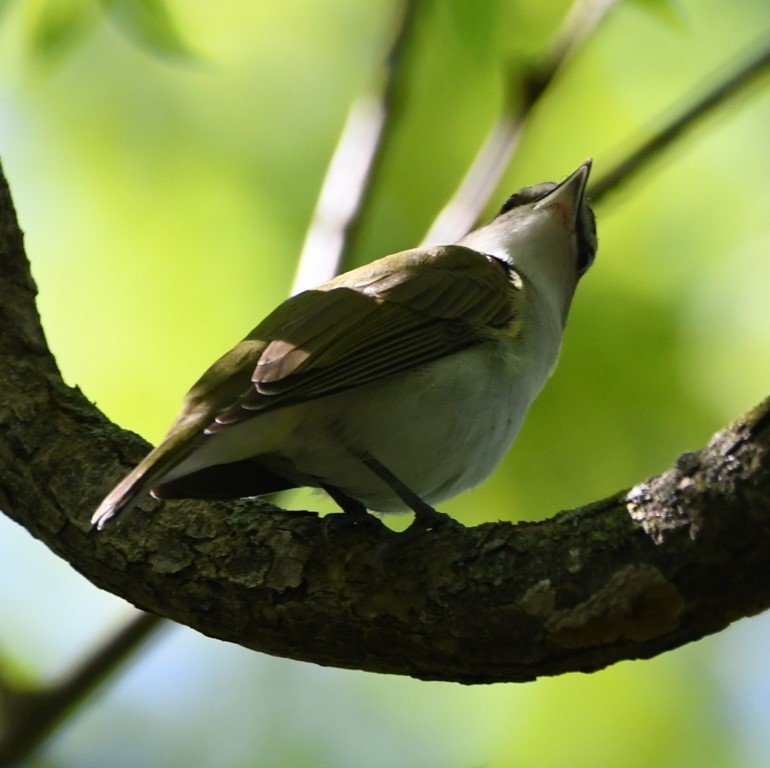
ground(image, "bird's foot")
xmin=376 ymin=506 xmax=462 ymax=561
xmin=322 ymin=508 xmax=386 ymax=539
xmin=320 ymin=482 xmax=386 ymax=540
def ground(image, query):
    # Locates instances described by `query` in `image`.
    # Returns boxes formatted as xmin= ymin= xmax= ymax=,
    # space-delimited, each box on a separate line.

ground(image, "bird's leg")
xmin=320 ymin=481 xmax=368 ymax=517
xmin=355 ymin=450 xmax=455 ymax=535
xmin=319 ymin=481 xmax=384 ymax=537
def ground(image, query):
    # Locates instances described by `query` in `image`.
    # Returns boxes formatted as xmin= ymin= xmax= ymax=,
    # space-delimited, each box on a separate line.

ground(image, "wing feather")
xmin=204 ymin=245 xmax=521 ymax=430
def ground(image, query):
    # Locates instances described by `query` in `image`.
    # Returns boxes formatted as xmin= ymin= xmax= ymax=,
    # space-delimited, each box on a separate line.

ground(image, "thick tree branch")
xmin=2 ymin=160 xmax=770 ymax=685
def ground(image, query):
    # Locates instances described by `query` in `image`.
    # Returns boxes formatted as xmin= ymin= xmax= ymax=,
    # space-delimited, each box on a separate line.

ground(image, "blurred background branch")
xmin=422 ymin=0 xmax=619 ymax=246
xmin=291 ymin=0 xmax=421 ymax=293
xmin=0 ymin=612 xmax=164 ymax=768
xmin=591 ymin=37 xmax=770 ymax=203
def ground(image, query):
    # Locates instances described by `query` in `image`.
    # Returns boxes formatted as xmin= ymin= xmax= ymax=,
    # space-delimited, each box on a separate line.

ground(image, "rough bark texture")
xmin=2 ymin=159 xmax=769 ymax=683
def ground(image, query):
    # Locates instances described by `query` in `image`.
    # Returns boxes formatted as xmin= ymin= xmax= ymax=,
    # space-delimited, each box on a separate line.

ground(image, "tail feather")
xmin=91 ymin=466 xmax=157 ymax=530
xmin=91 ymin=414 xmax=206 ymax=530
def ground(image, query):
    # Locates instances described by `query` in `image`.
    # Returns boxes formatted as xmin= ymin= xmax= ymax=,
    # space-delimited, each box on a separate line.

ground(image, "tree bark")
xmin=1 ymin=159 xmax=769 ymax=684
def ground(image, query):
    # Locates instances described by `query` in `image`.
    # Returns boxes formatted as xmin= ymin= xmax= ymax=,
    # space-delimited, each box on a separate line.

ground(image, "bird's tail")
xmin=91 ymin=414 xmax=205 ymax=530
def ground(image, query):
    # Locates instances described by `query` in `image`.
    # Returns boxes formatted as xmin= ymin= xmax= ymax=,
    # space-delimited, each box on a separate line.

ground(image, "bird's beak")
xmin=533 ymin=159 xmax=592 ymax=229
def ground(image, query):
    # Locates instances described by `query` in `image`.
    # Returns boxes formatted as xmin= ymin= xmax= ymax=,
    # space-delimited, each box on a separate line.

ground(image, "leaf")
xmin=23 ymin=0 xmax=99 ymax=65
xmin=101 ymin=0 xmax=196 ymax=59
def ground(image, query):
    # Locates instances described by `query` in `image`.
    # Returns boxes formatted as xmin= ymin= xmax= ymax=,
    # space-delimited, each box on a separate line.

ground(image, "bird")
xmin=92 ymin=159 xmax=597 ymax=533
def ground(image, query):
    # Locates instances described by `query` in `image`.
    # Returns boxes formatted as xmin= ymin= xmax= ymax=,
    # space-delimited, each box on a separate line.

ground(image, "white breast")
xmin=280 ymin=329 xmax=558 ymax=512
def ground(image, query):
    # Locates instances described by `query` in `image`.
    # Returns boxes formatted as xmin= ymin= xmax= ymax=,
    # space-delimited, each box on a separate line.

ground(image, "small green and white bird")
xmin=92 ymin=159 xmax=597 ymax=532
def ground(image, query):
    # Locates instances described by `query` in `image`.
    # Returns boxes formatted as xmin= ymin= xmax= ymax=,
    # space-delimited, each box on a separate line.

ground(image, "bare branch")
xmin=0 ymin=612 xmax=164 ymax=767
xmin=591 ymin=37 xmax=770 ymax=204
xmin=291 ymin=0 xmax=421 ymax=293
xmin=421 ymin=0 xmax=619 ymax=246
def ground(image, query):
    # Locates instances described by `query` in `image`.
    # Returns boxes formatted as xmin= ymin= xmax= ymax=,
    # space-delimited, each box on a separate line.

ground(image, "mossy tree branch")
xmin=1 ymin=159 xmax=770 ymax=686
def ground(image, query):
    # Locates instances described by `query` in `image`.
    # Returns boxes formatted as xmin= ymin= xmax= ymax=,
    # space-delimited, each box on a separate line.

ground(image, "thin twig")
xmin=421 ymin=0 xmax=619 ymax=246
xmin=0 ymin=611 xmax=165 ymax=767
xmin=590 ymin=37 xmax=770 ymax=204
xmin=291 ymin=0 xmax=421 ymax=294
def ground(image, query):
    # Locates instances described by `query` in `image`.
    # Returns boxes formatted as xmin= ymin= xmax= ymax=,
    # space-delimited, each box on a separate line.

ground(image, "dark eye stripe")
xmin=575 ymin=207 xmax=598 ymax=277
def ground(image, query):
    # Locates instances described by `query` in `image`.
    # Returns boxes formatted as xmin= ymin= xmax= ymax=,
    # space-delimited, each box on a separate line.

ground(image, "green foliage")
xmin=101 ymin=0 xmax=194 ymax=58
xmin=21 ymin=0 xmax=99 ymax=64
xmin=9 ymin=0 xmax=191 ymax=64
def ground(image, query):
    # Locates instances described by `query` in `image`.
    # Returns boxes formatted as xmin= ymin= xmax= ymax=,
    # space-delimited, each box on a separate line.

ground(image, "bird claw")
xmin=322 ymin=509 xmax=386 ymax=541
xmin=375 ymin=507 xmax=461 ymax=562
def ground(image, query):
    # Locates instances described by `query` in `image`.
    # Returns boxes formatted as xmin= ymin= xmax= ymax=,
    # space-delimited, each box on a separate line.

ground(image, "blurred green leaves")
xmin=101 ymin=0 xmax=194 ymax=59
xmin=20 ymin=0 xmax=99 ymax=63
xmin=13 ymin=0 xmax=192 ymax=65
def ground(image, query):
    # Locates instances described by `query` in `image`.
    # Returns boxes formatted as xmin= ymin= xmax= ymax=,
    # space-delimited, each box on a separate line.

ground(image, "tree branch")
xmin=2 ymin=159 xmax=770 ymax=685
xmin=0 ymin=611 xmax=164 ymax=767
xmin=290 ymin=0 xmax=421 ymax=293
xmin=421 ymin=0 xmax=619 ymax=246
xmin=590 ymin=36 xmax=770 ymax=204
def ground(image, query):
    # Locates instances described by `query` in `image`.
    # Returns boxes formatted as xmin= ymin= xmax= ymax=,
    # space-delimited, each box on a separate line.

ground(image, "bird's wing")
xmin=207 ymin=244 xmax=520 ymax=428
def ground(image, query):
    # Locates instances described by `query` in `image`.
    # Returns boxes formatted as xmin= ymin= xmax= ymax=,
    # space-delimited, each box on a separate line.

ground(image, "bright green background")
xmin=1 ymin=0 xmax=770 ymax=765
